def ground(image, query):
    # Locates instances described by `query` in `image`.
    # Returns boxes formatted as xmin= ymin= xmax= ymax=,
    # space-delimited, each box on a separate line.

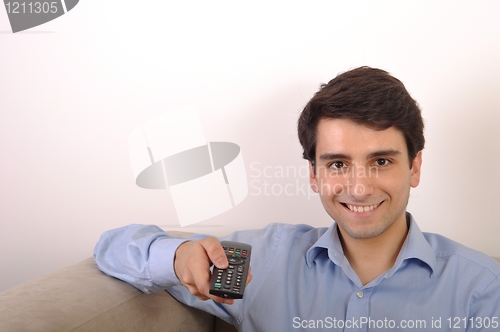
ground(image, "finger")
xmin=199 ymin=237 xmax=228 ymax=268
xmin=210 ymin=296 xmax=235 ymax=305
xmin=184 ymin=283 xmax=210 ymax=301
xmin=246 ymin=272 xmax=253 ymax=286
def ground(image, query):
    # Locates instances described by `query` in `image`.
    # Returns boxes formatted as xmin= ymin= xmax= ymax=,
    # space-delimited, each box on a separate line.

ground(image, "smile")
xmin=342 ymin=202 xmax=381 ymax=213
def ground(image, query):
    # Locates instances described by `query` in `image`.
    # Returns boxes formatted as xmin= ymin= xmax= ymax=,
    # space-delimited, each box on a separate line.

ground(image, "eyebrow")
xmin=318 ymin=149 xmax=401 ymax=161
xmin=367 ymin=149 xmax=401 ymax=159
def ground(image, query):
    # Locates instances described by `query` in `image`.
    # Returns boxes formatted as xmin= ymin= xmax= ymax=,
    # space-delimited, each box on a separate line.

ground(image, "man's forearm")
xmin=93 ymin=224 xmax=187 ymax=293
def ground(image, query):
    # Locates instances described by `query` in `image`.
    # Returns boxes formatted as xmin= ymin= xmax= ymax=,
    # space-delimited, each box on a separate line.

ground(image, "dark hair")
xmin=297 ymin=66 xmax=425 ymax=166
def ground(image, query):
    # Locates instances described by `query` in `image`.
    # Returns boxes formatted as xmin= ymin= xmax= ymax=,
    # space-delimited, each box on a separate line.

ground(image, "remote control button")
xmin=227 ymin=256 xmax=244 ymax=265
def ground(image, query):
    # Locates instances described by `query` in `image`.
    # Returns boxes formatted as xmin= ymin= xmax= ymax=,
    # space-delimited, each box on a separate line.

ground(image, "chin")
xmin=338 ymin=222 xmax=388 ymax=240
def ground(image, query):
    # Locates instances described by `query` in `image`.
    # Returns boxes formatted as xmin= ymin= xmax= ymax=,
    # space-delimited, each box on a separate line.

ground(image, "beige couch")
xmin=0 ymin=257 xmax=237 ymax=332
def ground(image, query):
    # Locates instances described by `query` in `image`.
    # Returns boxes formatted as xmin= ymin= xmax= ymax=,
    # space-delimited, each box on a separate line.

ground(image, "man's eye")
xmin=330 ymin=161 xmax=345 ymax=169
xmin=375 ymin=159 xmax=390 ymax=166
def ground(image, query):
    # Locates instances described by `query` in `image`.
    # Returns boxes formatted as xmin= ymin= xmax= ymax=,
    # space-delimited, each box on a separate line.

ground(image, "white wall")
xmin=1 ymin=1 xmax=499 ymax=292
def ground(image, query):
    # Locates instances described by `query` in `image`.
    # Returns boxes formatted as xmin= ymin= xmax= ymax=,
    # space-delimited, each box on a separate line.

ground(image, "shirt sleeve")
xmin=467 ymin=273 xmax=500 ymax=331
xmin=93 ymin=224 xmax=205 ymax=294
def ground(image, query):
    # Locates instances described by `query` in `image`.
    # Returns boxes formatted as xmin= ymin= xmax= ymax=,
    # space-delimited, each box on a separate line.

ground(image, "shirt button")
xmin=356 ymin=290 xmax=364 ymax=298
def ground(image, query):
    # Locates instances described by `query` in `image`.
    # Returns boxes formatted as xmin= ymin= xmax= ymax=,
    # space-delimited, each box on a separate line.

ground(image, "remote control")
xmin=209 ymin=241 xmax=252 ymax=299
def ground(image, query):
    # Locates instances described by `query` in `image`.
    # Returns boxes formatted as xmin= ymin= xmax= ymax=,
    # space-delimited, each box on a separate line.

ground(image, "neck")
xmin=339 ymin=215 xmax=408 ymax=286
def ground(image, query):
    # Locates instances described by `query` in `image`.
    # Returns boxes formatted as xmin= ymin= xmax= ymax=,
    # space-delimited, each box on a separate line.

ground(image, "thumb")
xmin=200 ymin=237 xmax=228 ymax=269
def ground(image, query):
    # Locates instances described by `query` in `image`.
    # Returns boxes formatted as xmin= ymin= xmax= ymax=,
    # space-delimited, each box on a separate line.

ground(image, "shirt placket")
xmin=344 ymin=286 xmax=372 ymax=332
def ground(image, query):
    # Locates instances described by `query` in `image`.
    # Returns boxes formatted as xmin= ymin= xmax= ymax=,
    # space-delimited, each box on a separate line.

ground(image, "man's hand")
xmin=174 ymin=237 xmax=252 ymax=305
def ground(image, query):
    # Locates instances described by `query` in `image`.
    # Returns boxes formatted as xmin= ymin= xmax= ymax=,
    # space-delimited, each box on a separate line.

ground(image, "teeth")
xmin=347 ymin=203 xmax=379 ymax=213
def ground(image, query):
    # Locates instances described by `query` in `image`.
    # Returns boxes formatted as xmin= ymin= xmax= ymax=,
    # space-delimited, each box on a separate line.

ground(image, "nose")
xmin=346 ymin=164 xmax=375 ymax=199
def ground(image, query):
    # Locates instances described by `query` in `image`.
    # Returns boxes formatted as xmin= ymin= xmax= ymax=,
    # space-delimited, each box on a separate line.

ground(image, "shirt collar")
xmin=396 ymin=213 xmax=436 ymax=275
xmin=305 ymin=221 xmax=344 ymax=267
xmin=305 ymin=213 xmax=437 ymax=275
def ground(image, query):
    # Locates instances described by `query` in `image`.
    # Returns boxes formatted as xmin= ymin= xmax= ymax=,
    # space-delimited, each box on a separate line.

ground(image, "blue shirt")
xmin=94 ymin=214 xmax=500 ymax=331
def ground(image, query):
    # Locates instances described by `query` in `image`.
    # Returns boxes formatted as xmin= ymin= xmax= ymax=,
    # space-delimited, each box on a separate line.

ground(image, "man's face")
xmin=309 ymin=118 xmax=422 ymax=241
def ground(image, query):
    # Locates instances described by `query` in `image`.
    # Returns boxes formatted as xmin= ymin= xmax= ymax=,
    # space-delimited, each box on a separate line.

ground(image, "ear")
xmin=410 ymin=151 xmax=423 ymax=188
xmin=309 ymin=160 xmax=319 ymax=193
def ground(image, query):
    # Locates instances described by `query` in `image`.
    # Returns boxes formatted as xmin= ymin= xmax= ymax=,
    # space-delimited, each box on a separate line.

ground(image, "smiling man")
xmin=94 ymin=67 xmax=500 ymax=331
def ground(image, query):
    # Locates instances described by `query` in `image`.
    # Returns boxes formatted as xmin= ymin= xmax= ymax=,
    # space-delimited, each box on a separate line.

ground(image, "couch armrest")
xmin=0 ymin=258 xmax=215 ymax=332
